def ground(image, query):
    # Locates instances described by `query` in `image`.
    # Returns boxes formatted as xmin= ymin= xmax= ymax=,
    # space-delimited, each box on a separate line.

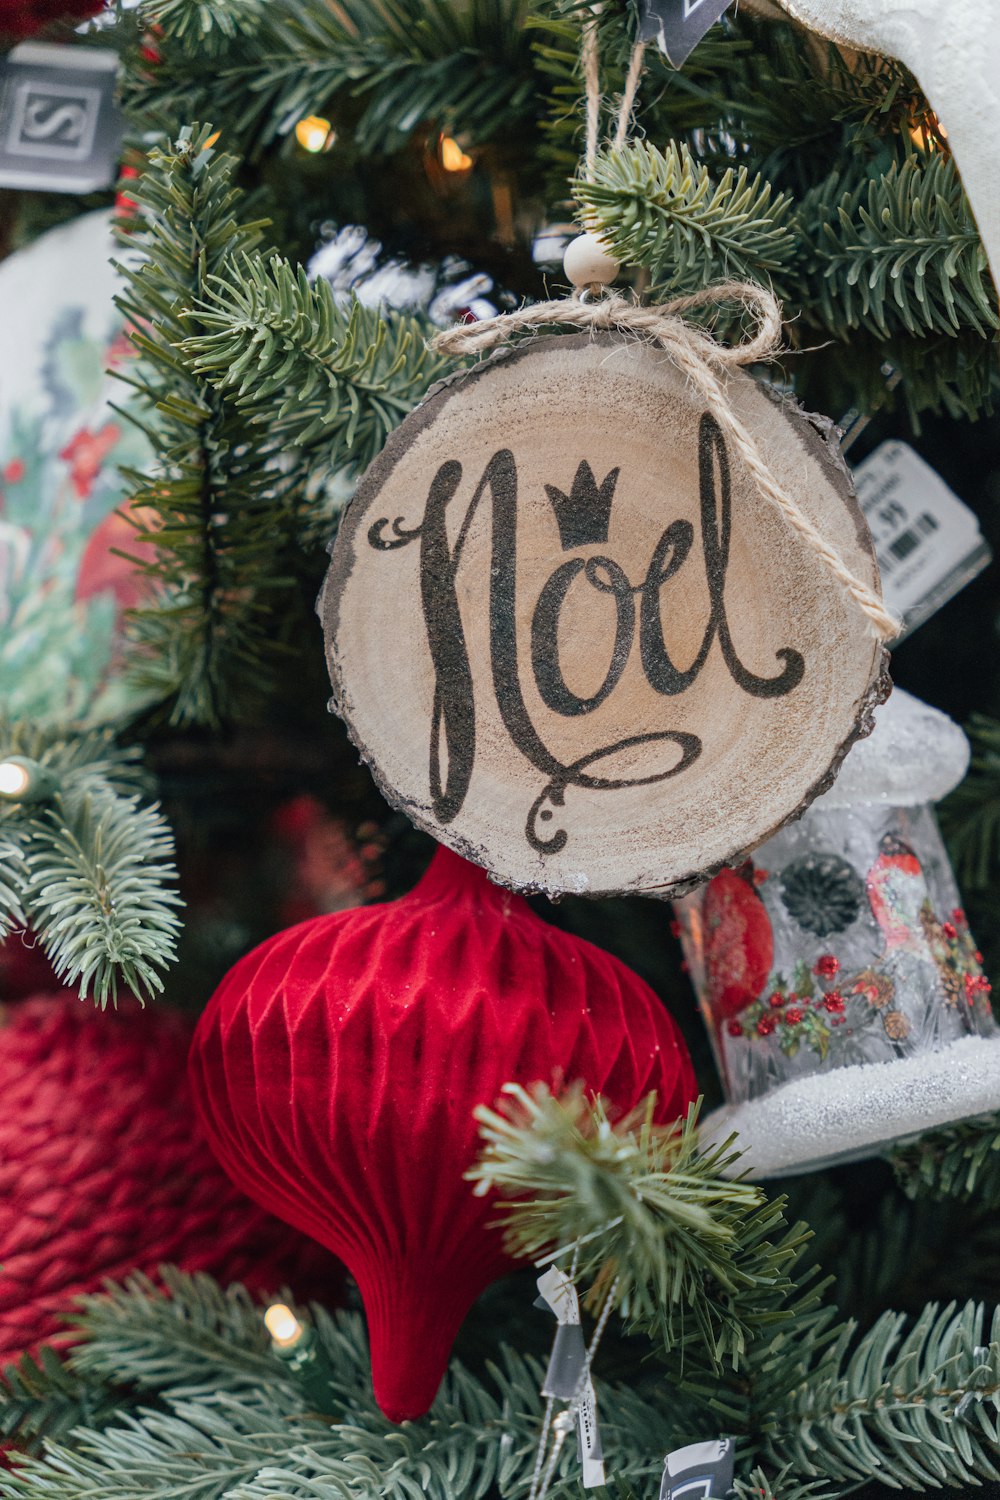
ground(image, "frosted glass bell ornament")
xmin=674 ymin=688 xmax=1000 ymax=1178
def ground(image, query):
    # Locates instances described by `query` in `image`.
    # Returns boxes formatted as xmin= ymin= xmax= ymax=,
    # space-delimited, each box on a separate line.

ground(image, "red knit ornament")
xmin=0 ymin=0 xmax=105 ymax=41
xmin=0 ymin=992 xmax=335 ymax=1365
xmin=190 ymin=846 xmax=696 ymax=1422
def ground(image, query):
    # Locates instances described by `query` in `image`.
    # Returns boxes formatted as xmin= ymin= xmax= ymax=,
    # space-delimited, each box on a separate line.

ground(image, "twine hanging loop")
xmin=430 ymin=284 xmax=899 ymax=643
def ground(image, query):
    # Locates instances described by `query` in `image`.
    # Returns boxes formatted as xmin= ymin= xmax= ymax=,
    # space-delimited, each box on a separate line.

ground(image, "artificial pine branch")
xmin=114 ymin=122 xmax=300 ymax=729
xmin=0 ymin=828 xmax=27 ymax=939
xmin=122 ymin=0 xmax=542 ymax=163
xmin=0 ymin=722 xmax=181 ymax=1005
xmin=941 ymin=713 xmax=1000 ymax=890
xmin=182 ymin=254 xmax=451 ymax=474
xmin=0 ymin=1347 xmax=127 ymax=1457
xmin=470 ymin=1086 xmax=810 ymax=1368
xmin=69 ymin=1268 xmax=286 ymax=1394
xmin=891 ymin=1115 xmax=1000 ymax=1207
xmin=469 ymin=1089 xmax=1000 ymax=1490
xmin=11 ymin=1267 xmax=1000 ymax=1498
xmin=4 ymin=1270 xmax=678 ymax=1500
xmin=139 ymin=0 xmax=267 ymax=56
xmin=802 ymin=153 xmax=999 ymax=340
xmin=574 ymin=141 xmax=797 ymax=297
xmin=759 ymin=1301 xmax=1000 ymax=1492
xmin=23 ymin=796 xmax=180 ymax=1006
xmin=733 ymin=1467 xmax=834 ymax=1500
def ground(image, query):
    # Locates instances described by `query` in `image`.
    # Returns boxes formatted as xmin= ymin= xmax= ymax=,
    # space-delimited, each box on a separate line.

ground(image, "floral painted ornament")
xmin=0 ymin=210 xmax=154 ymax=724
xmin=675 ymin=688 xmax=1000 ymax=1177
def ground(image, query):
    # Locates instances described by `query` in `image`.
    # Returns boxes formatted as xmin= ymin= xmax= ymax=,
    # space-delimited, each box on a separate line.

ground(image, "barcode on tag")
xmin=880 ymin=511 xmax=938 ymax=572
xmin=852 ymin=441 xmax=990 ymax=640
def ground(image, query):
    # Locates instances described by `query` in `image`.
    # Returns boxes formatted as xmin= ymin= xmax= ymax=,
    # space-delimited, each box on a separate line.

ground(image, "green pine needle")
xmin=469 ymin=1085 xmax=806 ymax=1368
xmin=139 ymin=0 xmax=267 ymax=55
xmin=122 ymin=0 xmax=542 ymax=162
xmin=3 ymin=1269 xmax=677 ymax=1500
xmin=0 ymin=828 xmax=27 ymax=939
xmin=803 ymin=153 xmax=999 ymax=340
xmin=733 ymin=1467 xmax=835 ymax=1500
xmin=574 ymin=140 xmax=797 ymax=296
xmin=24 ymin=794 xmax=182 ymax=1007
xmin=0 ymin=1346 xmax=128 ymax=1458
xmin=941 ymin=713 xmax=1000 ymax=890
xmin=0 ymin=722 xmax=181 ymax=1006
xmin=891 ymin=1114 xmax=1000 ymax=1206
xmin=182 ymin=254 xmax=451 ymax=471
xmin=762 ymin=1302 xmax=1000 ymax=1491
xmin=114 ymin=123 xmax=297 ymax=729
xmin=69 ymin=1268 xmax=284 ymax=1394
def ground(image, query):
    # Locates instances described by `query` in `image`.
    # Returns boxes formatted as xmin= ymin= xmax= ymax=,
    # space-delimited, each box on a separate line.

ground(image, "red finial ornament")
xmin=190 ymin=845 xmax=695 ymax=1422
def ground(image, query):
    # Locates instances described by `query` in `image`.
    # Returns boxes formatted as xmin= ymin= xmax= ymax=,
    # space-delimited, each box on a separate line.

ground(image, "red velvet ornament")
xmin=189 ymin=846 xmax=696 ymax=1423
xmin=0 ymin=992 xmax=335 ymax=1364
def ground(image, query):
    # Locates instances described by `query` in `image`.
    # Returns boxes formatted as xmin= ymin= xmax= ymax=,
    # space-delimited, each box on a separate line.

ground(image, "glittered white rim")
xmin=701 ymin=1035 xmax=1000 ymax=1179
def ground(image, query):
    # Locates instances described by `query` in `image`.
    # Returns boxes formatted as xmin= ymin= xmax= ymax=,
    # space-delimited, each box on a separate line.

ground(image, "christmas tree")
xmin=3 ymin=2 xmax=1000 ymax=1498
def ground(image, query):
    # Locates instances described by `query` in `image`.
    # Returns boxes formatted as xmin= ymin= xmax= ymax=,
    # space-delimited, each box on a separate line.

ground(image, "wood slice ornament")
xmin=320 ymin=331 xmax=890 ymax=898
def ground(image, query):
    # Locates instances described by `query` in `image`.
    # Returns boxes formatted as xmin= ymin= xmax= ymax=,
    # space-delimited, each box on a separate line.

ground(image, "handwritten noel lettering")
xmin=369 ymin=412 xmax=805 ymax=855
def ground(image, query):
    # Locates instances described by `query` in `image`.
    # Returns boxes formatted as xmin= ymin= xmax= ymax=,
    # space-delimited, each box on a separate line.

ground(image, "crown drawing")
xmin=543 ymin=460 xmax=620 ymax=550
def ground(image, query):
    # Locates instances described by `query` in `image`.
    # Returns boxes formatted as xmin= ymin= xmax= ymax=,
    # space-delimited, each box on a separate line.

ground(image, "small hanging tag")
xmin=853 ymin=440 xmax=991 ymax=641
xmin=535 ymin=1268 xmax=606 ymax=1489
xmin=659 ymin=1438 xmax=736 ymax=1499
xmin=0 ymin=43 xmax=123 ymax=193
xmin=637 ymin=0 xmax=733 ymax=67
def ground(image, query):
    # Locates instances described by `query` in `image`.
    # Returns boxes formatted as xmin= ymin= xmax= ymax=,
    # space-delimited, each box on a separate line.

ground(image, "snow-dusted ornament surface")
xmin=776 ymin=0 xmax=1000 ymax=295
xmin=675 ymin=688 xmax=1000 ymax=1177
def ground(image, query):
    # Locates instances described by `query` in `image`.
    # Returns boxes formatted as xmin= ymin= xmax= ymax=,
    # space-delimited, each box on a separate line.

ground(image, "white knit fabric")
xmin=778 ymin=1 xmax=1000 ymax=297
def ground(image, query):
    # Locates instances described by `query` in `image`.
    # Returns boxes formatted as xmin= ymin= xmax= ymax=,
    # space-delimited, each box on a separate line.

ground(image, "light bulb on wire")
xmin=295 ymin=116 xmax=335 ymax=154
xmin=0 ymin=761 xmax=31 ymax=799
xmin=264 ymin=1302 xmax=305 ymax=1350
xmin=0 ymin=757 xmax=57 ymax=804
xmin=909 ymin=112 xmax=947 ymax=152
xmin=439 ymin=135 xmax=473 ymax=173
xmin=263 ymin=1303 xmax=334 ymax=1408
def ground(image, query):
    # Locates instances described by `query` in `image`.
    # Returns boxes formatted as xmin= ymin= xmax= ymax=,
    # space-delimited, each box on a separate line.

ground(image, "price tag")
xmin=0 ymin=43 xmax=123 ymax=193
xmin=659 ymin=1438 xmax=735 ymax=1499
xmin=853 ymin=440 xmax=991 ymax=640
xmin=535 ymin=1267 xmax=606 ymax=1489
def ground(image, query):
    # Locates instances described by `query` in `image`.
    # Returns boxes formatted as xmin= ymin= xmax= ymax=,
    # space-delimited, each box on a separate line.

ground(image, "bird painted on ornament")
xmin=701 ymin=865 xmax=774 ymax=1024
xmin=774 ymin=0 xmax=1000 ymax=296
xmin=865 ymin=834 xmax=933 ymax=956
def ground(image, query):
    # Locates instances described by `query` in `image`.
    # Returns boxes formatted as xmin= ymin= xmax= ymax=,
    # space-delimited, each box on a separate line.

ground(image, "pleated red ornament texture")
xmin=190 ymin=845 xmax=696 ymax=1422
xmin=0 ymin=992 xmax=335 ymax=1365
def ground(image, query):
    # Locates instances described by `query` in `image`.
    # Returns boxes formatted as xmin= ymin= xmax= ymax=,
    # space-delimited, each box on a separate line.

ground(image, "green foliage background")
xmin=4 ymin=1 xmax=1000 ymax=1498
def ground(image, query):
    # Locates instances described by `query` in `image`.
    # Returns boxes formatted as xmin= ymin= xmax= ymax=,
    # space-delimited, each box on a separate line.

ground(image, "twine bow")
xmin=431 ymin=281 xmax=899 ymax=642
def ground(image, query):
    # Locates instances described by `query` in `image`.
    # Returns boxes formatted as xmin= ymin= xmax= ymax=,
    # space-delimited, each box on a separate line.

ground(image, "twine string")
xmin=613 ymin=41 xmax=647 ymax=151
xmin=581 ymin=7 xmax=601 ymax=177
xmin=431 ymin=285 xmax=899 ymax=641
xmin=431 ymin=7 xmax=897 ymax=643
xmin=581 ymin=2 xmax=645 ymax=177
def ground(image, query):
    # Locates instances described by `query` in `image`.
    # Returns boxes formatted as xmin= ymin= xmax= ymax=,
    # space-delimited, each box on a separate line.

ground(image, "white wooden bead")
xmin=563 ymin=232 xmax=620 ymax=289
